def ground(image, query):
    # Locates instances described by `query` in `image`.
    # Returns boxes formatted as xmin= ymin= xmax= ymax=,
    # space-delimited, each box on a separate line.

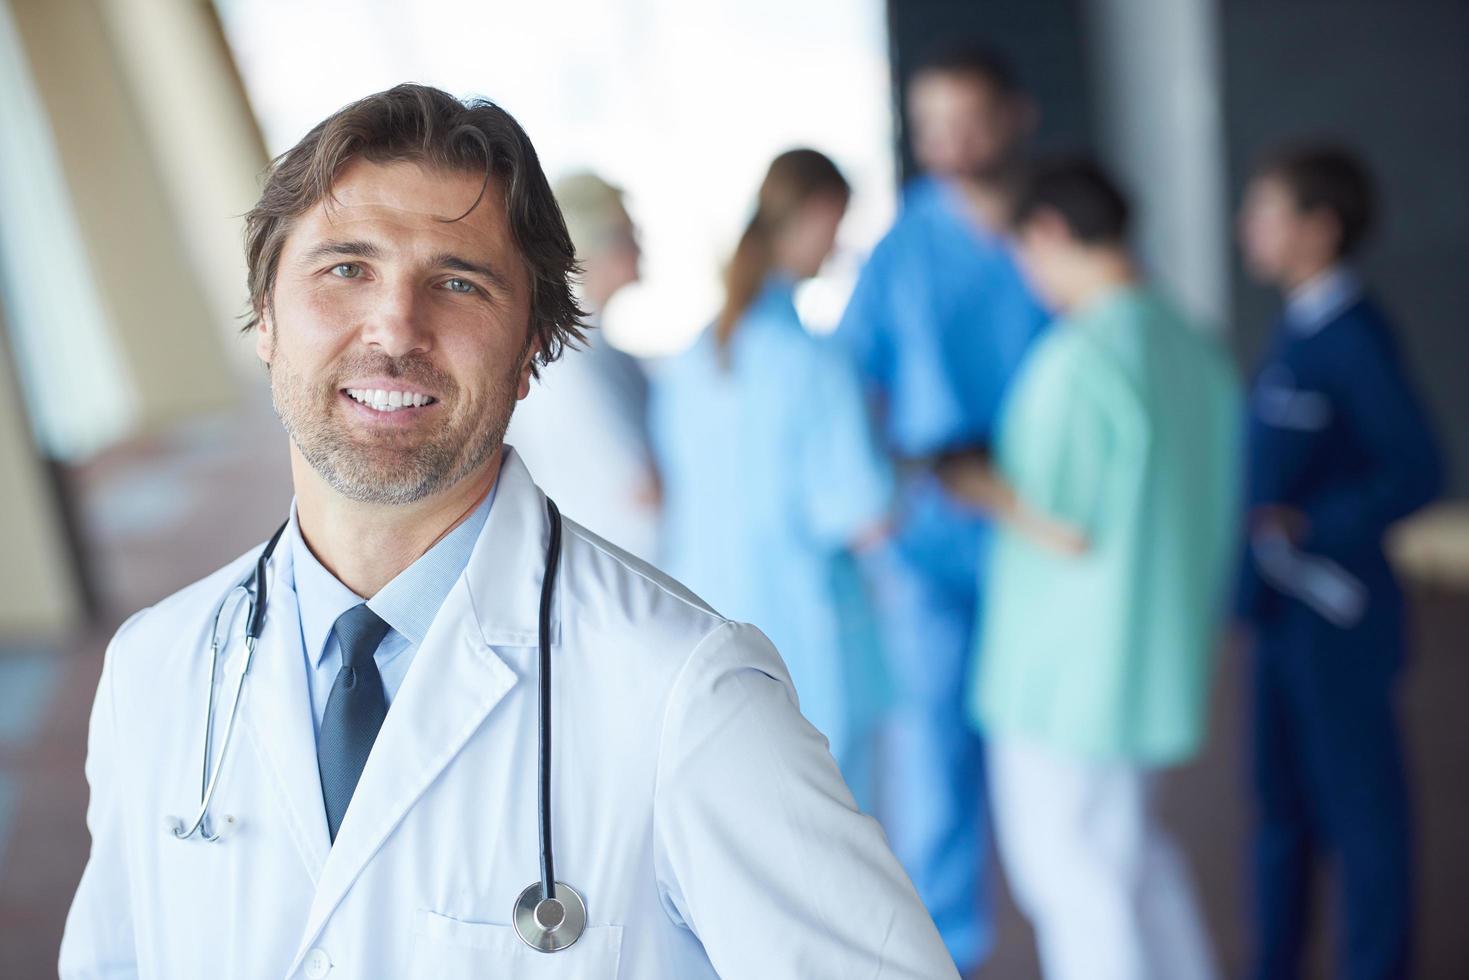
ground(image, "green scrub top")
xmin=972 ymin=285 xmax=1241 ymax=764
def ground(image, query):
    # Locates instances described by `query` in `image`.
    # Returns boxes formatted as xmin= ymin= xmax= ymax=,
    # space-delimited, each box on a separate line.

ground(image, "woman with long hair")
xmin=650 ymin=150 xmax=893 ymax=803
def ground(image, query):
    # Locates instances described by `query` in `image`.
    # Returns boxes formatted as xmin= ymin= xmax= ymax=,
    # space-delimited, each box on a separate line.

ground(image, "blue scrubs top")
xmin=650 ymin=278 xmax=894 ymax=765
xmin=837 ymin=176 xmax=1048 ymax=583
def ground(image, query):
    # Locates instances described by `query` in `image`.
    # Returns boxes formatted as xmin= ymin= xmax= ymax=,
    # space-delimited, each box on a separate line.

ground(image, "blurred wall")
xmin=0 ymin=317 xmax=82 ymax=636
xmin=1221 ymin=0 xmax=1469 ymax=494
xmin=94 ymin=0 xmax=269 ymax=376
xmin=7 ymin=0 xmax=239 ymax=436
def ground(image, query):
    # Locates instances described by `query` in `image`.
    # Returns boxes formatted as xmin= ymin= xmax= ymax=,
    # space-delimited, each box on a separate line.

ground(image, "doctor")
xmin=59 ymin=84 xmax=955 ymax=980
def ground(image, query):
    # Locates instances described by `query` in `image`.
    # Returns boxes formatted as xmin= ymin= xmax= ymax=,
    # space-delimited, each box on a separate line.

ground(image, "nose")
xmin=358 ymin=277 xmax=430 ymax=358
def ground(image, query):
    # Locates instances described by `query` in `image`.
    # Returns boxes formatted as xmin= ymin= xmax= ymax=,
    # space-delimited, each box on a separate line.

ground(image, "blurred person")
xmin=58 ymin=85 xmax=960 ymax=980
xmin=836 ymin=40 xmax=1049 ymax=969
xmin=504 ymin=172 xmax=660 ymax=561
xmin=940 ymin=159 xmax=1239 ymax=980
xmin=1236 ymin=144 xmax=1443 ymax=980
xmin=650 ymin=149 xmax=893 ymax=807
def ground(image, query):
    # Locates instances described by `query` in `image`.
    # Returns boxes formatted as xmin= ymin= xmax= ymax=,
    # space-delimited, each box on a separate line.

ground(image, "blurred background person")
xmin=650 ymin=149 xmax=893 ymax=806
xmin=941 ymin=159 xmax=1239 ymax=980
xmin=836 ymin=40 xmax=1048 ymax=971
xmin=1235 ymin=145 xmax=1443 ymax=980
xmin=504 ymin=173 xmax=660 ymax=561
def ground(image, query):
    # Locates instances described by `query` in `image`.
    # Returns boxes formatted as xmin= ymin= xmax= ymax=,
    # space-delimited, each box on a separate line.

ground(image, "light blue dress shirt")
xmin=288 ymin=481 xmax=496 ymax=738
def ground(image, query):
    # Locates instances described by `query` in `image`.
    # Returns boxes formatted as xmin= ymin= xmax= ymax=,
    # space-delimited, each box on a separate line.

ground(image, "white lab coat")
xmin=59 ymin=450 xmax=956 ymax=980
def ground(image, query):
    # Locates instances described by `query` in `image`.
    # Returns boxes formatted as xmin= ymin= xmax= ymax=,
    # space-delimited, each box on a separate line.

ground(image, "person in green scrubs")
xmin=939 ymin=159 xmax=1240 ymax=980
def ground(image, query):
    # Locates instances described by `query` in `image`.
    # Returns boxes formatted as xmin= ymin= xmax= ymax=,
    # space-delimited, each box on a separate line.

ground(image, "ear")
xmin=516 ymin=338 xmax=542 ymax=401
xmin=1011 ymin=93 xmax=1040 ymax=142
xmin=1029 ymin=207 xmax=1072 ymax=246
xmin=1310 ymin=209 xmax=1346 ymax=261
xmin=255 ymin=303 xmax=275 ymax=365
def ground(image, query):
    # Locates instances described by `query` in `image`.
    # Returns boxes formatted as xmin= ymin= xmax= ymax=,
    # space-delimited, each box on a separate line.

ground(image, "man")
xmin=59 ymin=85 xmax=956 ymax=980
xmin=505 ymin=172 xmax=660 ymax=561
xmin=836 ymin=41 xmax=1048 ymax=971
xmin=1236 ymin=144 xmax=1442 ymax=980
xmin=940 ymin=159 xmax=1238 ymax=980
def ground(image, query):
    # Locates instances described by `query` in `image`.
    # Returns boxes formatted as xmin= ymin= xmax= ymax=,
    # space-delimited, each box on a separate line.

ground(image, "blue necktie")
xmin=317 ymin=603 xmax=391 ymax=843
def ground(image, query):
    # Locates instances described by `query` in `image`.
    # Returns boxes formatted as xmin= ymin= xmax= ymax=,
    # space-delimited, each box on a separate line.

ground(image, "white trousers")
xmin=988 ymin=738 xmax=1219 ymax=980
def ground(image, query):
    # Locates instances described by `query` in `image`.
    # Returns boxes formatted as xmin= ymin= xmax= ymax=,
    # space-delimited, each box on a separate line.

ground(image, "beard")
xmin=269 ymin=337 xmax=524 ymax=506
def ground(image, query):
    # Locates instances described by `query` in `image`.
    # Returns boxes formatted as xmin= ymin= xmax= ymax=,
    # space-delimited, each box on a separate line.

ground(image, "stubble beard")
xmin=268 ymin=335 xmax=524 ymax=506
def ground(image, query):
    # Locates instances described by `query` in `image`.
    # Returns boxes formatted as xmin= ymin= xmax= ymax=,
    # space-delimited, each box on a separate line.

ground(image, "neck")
xmin=292 ymin=444 xmax=501 ymax=598
xmin=953 ymin=167 xmax=1019 ymax=232
xmin=1281 ymin=257 xmax=1335 ymax=294
xmin=1063 ymin=250 xmax=1137 ymax=313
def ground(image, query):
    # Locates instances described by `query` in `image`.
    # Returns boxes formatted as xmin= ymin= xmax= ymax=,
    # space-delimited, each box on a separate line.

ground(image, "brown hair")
xmin=714 ymin=149 xmax=849 ymax=357
xmin=243 ymin=83 xmax=584 ymax=375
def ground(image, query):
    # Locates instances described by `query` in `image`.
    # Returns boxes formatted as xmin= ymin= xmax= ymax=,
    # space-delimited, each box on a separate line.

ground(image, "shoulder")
xmin=1325 ymin=297 xmax=1396 ymax=350
xmin=557 ymin=514 xmax=728 ymax=646
xmin=861 ymin=178 xmax=945 ymax=256
xmin=98 ymin=542 xmax=271 ymax=717
xmin=1020 ymin=322 xmax=1092 ymax=390
xmin=1296 ymin=296 xmax=1402 ymax=378
xmin=108 ymin=545 xmax=263 ymax=657
xmin=555 ymin=514 xmax=794 ymax=695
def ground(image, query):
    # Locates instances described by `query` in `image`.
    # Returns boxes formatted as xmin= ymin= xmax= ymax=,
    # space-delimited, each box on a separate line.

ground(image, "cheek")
xmin=1250 ymin=217 xmax=1290 ymax=263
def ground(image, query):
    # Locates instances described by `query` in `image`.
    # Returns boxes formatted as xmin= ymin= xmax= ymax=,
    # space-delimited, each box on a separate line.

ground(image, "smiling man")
xmin=58 ymin=85 xmax=955 ymax=980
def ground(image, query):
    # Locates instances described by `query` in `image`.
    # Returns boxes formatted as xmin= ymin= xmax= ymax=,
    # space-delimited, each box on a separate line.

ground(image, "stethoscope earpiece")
xmin=212 ymin=814 xmax=239 ymax=842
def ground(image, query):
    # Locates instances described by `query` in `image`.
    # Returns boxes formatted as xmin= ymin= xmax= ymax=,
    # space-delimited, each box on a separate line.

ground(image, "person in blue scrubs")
xmin=1236 ymin=144 xmax=1443 ymax=980
xmin=836 ymin=42 xmax=1049 ymax=970
xmin=651 ymin=149 xmax=893 ymax=805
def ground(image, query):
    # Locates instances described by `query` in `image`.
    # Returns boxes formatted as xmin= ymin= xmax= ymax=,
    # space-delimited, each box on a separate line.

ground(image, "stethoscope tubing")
xmin=537 ymin=498 xmax=563 ymax=899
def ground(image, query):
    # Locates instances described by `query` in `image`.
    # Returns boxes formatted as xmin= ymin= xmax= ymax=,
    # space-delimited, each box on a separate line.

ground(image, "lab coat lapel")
xmin=239 ymin=545 xmax=333 ymax=882
xmin=290 ymin=450 xmax=556 ymax=972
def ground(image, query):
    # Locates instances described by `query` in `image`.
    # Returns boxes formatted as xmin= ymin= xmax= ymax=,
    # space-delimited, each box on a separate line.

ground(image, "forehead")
xmin=908 ymin=71 xmax=1004 ymax=114
xmin=283 ymin=158 xmax=514 ymax=258
xmin=1245 ymin=174 xmax=1295 ymax=211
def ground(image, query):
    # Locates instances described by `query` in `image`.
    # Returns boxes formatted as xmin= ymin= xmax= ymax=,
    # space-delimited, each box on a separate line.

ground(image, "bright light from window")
xmin=215 ymin=0 xmax=895 ymax=354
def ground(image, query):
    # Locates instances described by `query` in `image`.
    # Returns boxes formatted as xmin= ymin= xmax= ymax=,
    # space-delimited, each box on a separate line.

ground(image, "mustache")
xmin=327 ymin=353 xmax=457 ymax=396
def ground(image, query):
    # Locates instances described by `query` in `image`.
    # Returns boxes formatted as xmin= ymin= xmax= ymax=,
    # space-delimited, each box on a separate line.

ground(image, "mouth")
xmin=340 ymin=386 xmax=438 ymax=415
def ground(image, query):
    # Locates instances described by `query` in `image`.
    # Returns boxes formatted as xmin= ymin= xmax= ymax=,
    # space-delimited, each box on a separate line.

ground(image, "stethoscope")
xmin=167 ymin=498 xmax=587 ymax=953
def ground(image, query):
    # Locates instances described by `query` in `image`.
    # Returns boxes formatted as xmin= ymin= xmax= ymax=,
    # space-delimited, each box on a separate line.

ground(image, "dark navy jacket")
xmin=1237 ymin=290 xmax=1443 ymax=650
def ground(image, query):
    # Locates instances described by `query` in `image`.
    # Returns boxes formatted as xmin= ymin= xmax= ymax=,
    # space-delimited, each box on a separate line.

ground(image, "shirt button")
xmin=304 ymin=948 xmax=332 ymax=979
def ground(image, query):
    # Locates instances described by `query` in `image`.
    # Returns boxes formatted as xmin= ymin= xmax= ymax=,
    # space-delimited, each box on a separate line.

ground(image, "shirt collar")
xmin=289 ymin=475 xmax=499 ymax=667
xmin=1285 ymin=265 xmax=1362 ymax=336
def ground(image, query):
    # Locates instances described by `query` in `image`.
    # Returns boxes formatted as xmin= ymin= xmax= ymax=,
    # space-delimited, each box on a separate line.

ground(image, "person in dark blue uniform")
xmin=1235 ymin=144 xmax=1443 ymax=980
xmin=837 ymin=42 xmax=1048 ymax=972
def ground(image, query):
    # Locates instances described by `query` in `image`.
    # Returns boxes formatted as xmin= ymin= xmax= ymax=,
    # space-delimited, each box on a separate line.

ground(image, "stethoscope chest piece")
xmin=513 ymin=880 xmax=587 ymax=952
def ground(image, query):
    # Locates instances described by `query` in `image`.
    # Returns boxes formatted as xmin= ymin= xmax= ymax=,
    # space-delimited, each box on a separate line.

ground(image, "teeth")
xmin=345 ymin=388 xmax=433 ymax=412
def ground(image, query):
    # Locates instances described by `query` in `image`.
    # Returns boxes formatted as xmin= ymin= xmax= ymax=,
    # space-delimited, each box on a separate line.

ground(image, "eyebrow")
xmin=298 ymin=239 xmax=382 ymax=264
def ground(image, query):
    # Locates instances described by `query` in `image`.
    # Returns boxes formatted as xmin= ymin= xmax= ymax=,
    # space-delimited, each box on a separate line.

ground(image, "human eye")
xmin=443 ymin=277 xmax=477 ymax=294
xmin=330 ymin=262 xmax=362 ymax=279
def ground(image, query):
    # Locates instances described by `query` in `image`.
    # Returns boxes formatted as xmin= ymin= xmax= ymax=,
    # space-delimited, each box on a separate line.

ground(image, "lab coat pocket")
xmin=410 ymin=908 xmax=623 ymax=979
